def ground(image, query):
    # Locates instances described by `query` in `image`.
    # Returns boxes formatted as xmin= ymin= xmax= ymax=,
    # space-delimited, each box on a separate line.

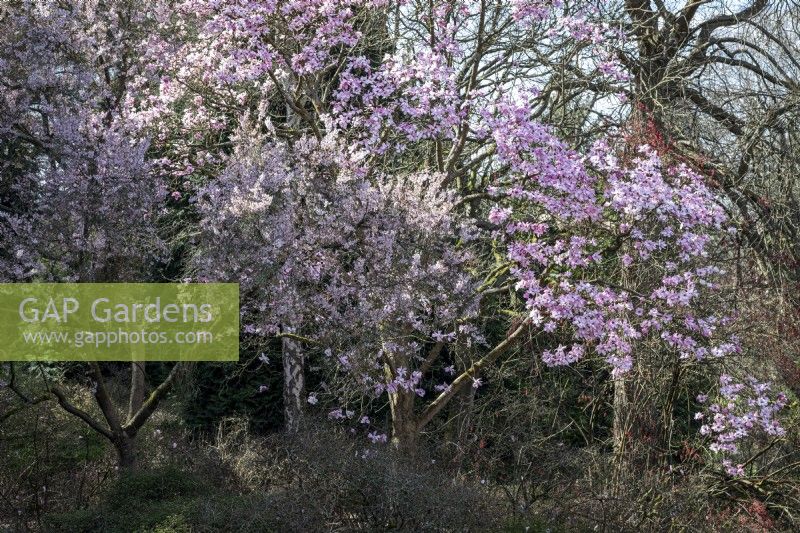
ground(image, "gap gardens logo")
xmin=0 ymin=284 xmax=239 ymax=361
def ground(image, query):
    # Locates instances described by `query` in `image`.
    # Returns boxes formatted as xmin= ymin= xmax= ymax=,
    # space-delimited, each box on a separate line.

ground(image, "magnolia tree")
xmin=192 ymin=121 xmax=481 ymax=444
xmin=482 ymin=96 xmax=786 ymax=456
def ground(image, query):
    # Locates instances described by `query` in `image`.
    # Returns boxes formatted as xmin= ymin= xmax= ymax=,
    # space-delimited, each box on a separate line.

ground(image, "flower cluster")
xmin=487 ymin=95 xmax=732 ymax=375
xmin=0 ymin=0 xmax=164 ymax=282
xmin=333 ymin=50 xmax=464 ymax=154
xmin=179 ymin=0 xmax=385 ymax=81
xmin=193 ymin=124 xmax=481 ymax=408
xmin=514 ymin=1 xmax=630 ymax=83
xmin=697 ymin=375 xmax=788 ymax=476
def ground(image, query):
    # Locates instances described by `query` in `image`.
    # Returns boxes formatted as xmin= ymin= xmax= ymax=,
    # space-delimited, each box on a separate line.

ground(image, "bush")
xmin=207 ymin=422 xmax=500 ymax=531
xmin=44 ymin=467 xmax=206 ymax=533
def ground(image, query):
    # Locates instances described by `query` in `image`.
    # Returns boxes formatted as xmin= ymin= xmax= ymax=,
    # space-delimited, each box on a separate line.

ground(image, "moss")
xmin=106 ymin=466 xmax=205 ymax=504
xmin=146 ymin=513 xmax=192 ymax=533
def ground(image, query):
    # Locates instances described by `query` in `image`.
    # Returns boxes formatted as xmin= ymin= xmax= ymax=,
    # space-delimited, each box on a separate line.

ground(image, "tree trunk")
xmin=282 ymin=335 xmax=305 ymax=433
xmin=612 ymin=374 xmax=629 ymax=457
xmin=115 ymin=435 xmax=137 ymax=470
xmin=614 ymin=238 xmax=633 ymax=459
xmin=388 ymin=388 xmax=418 ymax=453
